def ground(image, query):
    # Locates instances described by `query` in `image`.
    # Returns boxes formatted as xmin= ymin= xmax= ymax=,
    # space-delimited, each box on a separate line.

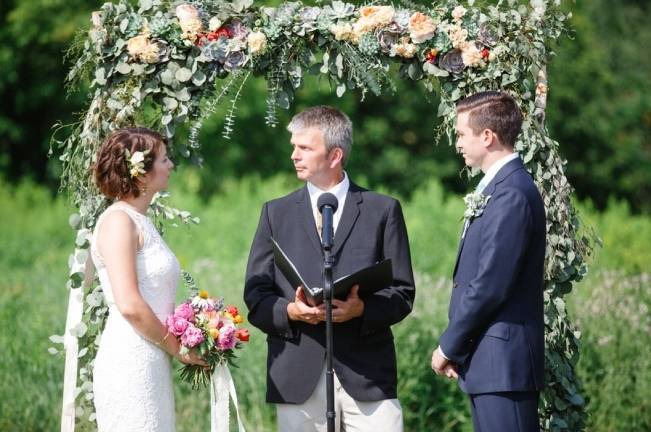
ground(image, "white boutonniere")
xmin=461 ymin=192 xmax=491 ymax=237
xmin=125 ymin=148 xmax=150 ymax=178
xmin=463 ymin=192 xmax=491 ymax=220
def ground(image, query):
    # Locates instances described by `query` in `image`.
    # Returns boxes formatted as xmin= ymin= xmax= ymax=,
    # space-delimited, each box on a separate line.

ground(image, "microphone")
xmin=317 ymin=193 xmax=338 ymax=250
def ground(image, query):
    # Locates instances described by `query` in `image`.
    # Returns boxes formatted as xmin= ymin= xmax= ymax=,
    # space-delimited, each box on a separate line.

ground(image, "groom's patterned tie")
xmin=476 ymin=176 xmax=489 ymax=194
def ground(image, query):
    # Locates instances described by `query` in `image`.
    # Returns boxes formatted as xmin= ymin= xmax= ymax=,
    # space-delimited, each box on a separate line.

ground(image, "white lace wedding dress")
xmin=90 ymin=203 xmax=180 ymax=431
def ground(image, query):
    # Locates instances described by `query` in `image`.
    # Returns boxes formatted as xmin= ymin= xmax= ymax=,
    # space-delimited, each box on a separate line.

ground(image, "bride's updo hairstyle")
xmin=93 ymin=127 xmax=167 ymax=200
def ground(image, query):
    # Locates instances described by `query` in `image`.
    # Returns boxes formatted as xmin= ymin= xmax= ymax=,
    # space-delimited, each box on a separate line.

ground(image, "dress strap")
xmin=91 ymin=203 xmax=149 ymax=266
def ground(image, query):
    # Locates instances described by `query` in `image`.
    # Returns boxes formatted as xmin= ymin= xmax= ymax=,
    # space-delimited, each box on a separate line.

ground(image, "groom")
xmin=244 ymin=105 xmax=415 ymax=431
xmin=431 ymin=91 xmax=546 ymax=431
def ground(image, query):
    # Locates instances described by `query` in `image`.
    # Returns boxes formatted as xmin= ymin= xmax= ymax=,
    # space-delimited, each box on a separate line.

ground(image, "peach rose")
xmin=451 ymin=6 xmax=467 ymax=21
xmin=176 ymin=4 xmax=202 ymax=37
xmin=461 ymin=43 xmax=483 ymax=67
xmin=390 ymin=40 xmax=417 ymax=59
xmin=127 ymin=35 xmax=149 ymax=57
xmin=408 ymin=12 xmax=436 ymax=44
xmin=353 ymin=5 xmax=395 ymax=34
xmin=247 ymin=31 xmax=268 ymax=55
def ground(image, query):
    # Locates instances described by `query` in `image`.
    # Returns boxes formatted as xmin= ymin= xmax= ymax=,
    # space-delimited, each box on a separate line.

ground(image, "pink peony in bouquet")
xmin=166 ymin=289 xmax=250 ymax=389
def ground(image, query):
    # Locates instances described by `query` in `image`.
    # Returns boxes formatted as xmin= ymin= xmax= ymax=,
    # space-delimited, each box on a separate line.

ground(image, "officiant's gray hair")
xmin=287 ymin=105 xmax=353 ymax=165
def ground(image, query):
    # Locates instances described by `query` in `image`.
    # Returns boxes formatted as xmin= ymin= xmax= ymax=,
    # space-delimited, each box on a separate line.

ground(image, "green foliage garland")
xmin=51 ymin=0 xmax=595 ymax=430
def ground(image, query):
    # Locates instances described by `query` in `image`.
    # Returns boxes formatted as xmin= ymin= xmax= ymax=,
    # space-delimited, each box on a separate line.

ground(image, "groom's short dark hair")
xmin=457 ymin=91 xmax=523 ymax=148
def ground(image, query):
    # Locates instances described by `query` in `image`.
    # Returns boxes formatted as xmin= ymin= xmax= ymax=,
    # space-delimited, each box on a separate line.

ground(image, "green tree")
xmin=1 ymin=0 xmax=650 ymax=213
xmin=547 ymin=0 xmax=651 ymax=212
xmin=0 ymin=0 xmax=102 ymax=185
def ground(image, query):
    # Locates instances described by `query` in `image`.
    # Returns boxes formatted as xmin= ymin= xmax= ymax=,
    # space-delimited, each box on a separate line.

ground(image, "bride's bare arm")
xmin=98 ymin=211 xmax=206 ymax=366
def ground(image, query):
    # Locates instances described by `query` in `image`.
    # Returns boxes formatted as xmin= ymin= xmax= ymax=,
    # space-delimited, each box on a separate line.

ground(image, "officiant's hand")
xmin=287 ymin=286 xmax=322 ymax=325
xmin=318 ymin=285 xmax=365 ymax=323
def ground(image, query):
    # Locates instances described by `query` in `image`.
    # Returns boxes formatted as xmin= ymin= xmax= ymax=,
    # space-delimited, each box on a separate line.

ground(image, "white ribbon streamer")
xmin=61 ymin=248 xmax=95 ymax=432
xmin=211 ymin=364 xmax=246 ymax=432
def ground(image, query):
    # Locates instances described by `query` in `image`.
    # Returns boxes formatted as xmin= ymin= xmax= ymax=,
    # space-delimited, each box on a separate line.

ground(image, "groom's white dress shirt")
xmin=476 ymin=153 xmax=520 ymax=194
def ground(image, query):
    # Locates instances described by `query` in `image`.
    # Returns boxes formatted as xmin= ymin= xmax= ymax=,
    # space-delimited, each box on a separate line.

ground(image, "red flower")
xmin=425 ymin=49 xmax=439 ymax=64
xmin=481 ymin=48 xmax=490 ymax=59
xmin=226 ymin=306 xmax=239 ymax=317
xmin=236 ymin=328 xmax=250 ymax=342
xmin=207 ymin=27 xmax=232 ymax=41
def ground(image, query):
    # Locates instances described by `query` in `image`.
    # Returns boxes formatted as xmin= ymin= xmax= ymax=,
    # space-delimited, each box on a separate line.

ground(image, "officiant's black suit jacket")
xmin=244 ymin=181 xmax=415 ymax=404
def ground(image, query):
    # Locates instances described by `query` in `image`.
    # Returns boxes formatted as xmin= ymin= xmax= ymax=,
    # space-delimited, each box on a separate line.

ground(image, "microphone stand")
xmin=321 ymin=206 xmax=336 ymax=432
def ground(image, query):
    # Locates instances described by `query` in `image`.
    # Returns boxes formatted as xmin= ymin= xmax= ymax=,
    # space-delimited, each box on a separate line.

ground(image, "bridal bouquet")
xmin=166 ymin=290 xmax=250 ymax=389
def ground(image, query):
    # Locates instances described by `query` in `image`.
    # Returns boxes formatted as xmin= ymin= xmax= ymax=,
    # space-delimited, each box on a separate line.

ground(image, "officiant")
xmin=243 ymin=105 xmax=415 ymax=431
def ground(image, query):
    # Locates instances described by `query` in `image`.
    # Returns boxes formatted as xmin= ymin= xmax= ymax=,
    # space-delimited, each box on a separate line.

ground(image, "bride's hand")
xmin=175 ymin=349 xmax=209 ymax=367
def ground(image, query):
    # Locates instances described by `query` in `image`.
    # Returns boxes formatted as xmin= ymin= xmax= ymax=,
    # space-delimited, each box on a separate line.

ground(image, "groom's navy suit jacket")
xmin=244 ymin=181 xmax=415 ymax=404
xmin=440 ymin=158 xmax=546 ymax=395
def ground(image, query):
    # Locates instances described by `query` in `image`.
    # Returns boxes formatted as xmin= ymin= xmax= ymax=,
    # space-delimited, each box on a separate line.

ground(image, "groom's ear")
xmin=481 ymin=128 xmax=497 ymax=148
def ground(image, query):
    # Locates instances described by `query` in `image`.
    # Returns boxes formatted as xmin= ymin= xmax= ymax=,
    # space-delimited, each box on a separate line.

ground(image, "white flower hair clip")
xmin=125 ymin=148 xmax=150 ymax=178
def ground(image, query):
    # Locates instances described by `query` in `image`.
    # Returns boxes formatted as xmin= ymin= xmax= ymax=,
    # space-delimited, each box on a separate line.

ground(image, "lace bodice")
xmin=90 ymin=202 xmax=179 ymax=431
xmin=91 ymin=203 xmax=179 ymax=320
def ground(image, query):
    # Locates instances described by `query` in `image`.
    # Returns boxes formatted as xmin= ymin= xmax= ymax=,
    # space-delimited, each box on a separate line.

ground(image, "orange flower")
xmin=236 ymin=329 xmax=250 ymax=342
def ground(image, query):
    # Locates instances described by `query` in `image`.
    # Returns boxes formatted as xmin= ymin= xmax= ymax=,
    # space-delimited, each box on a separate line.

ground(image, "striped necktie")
xmin=315 ymin=210 xmax=322 ymax=240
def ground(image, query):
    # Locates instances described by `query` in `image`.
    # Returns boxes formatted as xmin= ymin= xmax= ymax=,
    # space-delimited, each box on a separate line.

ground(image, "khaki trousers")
xmin=276 ymin=366 xmax=403 ymax=432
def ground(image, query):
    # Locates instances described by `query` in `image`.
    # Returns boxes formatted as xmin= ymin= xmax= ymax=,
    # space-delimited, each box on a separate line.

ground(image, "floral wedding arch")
xmin=51 ymin=0 xmax=594 ymax=430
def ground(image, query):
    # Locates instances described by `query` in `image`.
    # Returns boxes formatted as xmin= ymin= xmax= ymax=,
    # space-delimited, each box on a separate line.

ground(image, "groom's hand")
xmin=431 ymin=346 xmax=452 ymax=376
xmin=287 ymin=286 xmax=322 ymax=325
xmin=318 ymin=285 xmax=365 ymax=323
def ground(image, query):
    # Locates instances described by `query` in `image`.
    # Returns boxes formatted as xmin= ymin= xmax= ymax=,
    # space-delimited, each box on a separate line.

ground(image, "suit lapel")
xmin=331 ymin=183 xmax=362 ymax=257
xmin=452 ymin=158 xmax=525 ymax=277
xmin=453 ymin=222 xmax=468 ymax=277
xmin=297 ymin=186 xmax=323 ymax=255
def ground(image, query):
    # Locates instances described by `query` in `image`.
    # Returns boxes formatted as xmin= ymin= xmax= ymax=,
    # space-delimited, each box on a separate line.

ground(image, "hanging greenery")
xmin=50 ymin=0 xmax=596 ymax=430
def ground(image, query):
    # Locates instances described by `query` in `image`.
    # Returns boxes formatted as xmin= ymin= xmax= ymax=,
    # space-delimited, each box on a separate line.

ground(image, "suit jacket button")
xmin=453 ymin=281 xmax=459 ymax=289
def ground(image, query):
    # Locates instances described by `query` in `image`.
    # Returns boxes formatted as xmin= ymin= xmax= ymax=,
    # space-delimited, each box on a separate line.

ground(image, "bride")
xmin=90 ymin=127 xmax=206 ymax=431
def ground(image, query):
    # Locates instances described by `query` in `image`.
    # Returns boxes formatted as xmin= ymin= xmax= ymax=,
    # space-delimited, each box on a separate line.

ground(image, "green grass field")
xmin=1 ymin=173 xmax=649 ymax=431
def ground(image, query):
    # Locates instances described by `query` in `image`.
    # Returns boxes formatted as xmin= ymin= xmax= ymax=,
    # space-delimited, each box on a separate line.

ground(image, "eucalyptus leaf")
xmin=407 ymin=62 xmax=422 ymax=81
xmin=336 ymin=83 xmax=346 ymax=97
xmin=49 ymin=334 xmax=65 ymax=344
xmin=161 ymin=113 xmax=173 ymax=125
xmin=423 ymin=62 xmax=450 ymax=77
xmin=335 ymin=54 xmax=344 ymax=79
xmin=138 ymin=0 xmax=153 ymax=12
xmin=95 ymin=68 xmax=107 ymax=86
xmin=175 ymin=88 xmax=191 ymax=102
xmin=163 ymin=97 xmax=178 ymax=111
xmin=160 ymin=69 xmax=176 ymax=86
xmin=192 ymin=70 xmax=207 ymax=86
xmin=276 ymin=90 xmax=290 ymax=109
xmin=175 ymin=67 xmax=193 ymax=82
xmin=131 ymin=63 xmax=145 ymax=76
xmin=69 ymin=213 xmax=82 ymax=230
xmin=70 ymin=322 xmax=88 ymax=338
xmin=320 ymin=52 xmax=330 ymax=74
